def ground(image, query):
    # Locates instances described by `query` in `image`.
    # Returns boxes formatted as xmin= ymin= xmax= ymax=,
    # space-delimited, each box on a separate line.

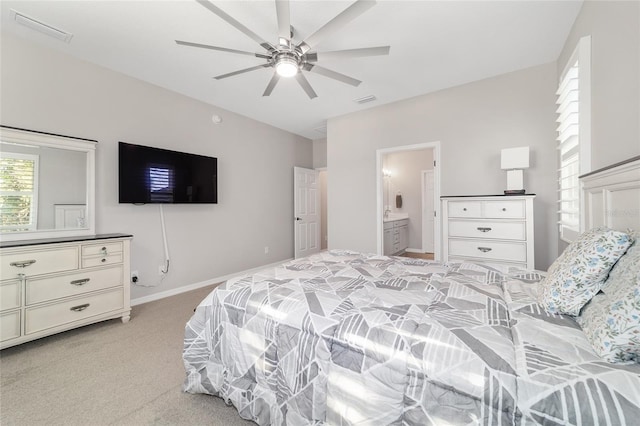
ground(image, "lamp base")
xmin=504 ymin=189 xmax=526 ymax=195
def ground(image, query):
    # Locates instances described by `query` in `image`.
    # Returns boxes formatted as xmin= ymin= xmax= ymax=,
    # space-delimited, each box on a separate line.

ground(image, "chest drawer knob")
xmin=477 ymin=247 xmax=493 ymax=253
xmin=502 ymin=208 xmax=507 ymax=211
xmin=70 ymin=278 xmax=91 ymax=286
xmin=70 ymin=303 xmax=90 ymax=312
xmin=10 ymin=259 xmax=36 ymax=268
xmin=463 ymin=208 xmax=467 ymax=211
xmin=477 ymin=227 xmax=492 ymax=233
xmin=101 ymin=258 xmax=107 ymax=263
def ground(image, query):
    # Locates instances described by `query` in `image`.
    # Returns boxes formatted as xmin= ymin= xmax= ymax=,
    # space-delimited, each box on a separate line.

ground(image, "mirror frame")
xmin=0 ymin=126 xmax=96 ymax=242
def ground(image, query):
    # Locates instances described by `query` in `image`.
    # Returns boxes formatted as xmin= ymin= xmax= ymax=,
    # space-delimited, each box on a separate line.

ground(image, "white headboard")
xmin=581 ymin=156 xmax=640 ymax=232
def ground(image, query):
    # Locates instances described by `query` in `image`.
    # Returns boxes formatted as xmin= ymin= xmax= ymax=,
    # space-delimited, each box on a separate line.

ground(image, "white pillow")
xmin=537 ymin=227 xmax=633 ymax=316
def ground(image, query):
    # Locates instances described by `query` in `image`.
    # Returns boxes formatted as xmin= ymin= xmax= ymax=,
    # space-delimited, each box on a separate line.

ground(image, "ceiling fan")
xmin=175 ymin=0 xmax=390 ymax=99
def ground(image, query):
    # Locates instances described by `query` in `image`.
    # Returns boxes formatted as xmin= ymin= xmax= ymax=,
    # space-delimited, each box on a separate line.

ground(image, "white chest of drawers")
xmin=442 ymin=195 xmax=535 ymax=269
xmin=0 ymin=234 xmax=132 ymax=349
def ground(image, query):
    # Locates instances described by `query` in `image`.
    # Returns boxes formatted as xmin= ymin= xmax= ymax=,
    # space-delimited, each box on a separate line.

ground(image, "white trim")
xmin=375 ymin=141 xmax=441 ymax=261
xmin=130 ymin=258 xmax=293 ymax=306
xmin=557 ymin=35 xmax=591 ymax=243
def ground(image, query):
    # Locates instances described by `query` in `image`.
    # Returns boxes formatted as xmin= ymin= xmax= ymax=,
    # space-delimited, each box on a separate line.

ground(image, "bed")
xmin=183 ymin=157 xmax=640 ymax=425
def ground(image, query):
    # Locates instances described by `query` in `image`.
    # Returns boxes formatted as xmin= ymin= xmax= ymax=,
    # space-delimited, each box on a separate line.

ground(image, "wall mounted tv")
xmin=118 ymin=142 xmax=217 ymax=204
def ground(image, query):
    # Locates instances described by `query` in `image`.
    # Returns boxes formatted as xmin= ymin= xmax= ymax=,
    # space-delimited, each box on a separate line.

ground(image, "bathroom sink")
xmin=383 ymin=213 xmax=409 ymax=222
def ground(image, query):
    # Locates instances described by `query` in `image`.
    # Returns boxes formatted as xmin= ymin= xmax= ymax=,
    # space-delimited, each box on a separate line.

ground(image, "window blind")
xmin=0 ymin=154 xmax=38 ymax=231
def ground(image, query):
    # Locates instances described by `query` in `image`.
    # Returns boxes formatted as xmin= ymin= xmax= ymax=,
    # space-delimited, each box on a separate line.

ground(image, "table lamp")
xmin=501 ymin=146 xmax=529 ymax=195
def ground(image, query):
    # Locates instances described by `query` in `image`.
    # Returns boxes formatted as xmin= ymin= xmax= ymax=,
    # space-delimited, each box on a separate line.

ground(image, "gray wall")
xmin=1 ymin=33 xmax=312 ymax=301
xmin=558 ymin=0 xmax=640 ymax=172
xmin=556 ymin=0 xmax=639 ymax=253
xmin=327 ymin=63 xmax=559 ymax=270
xmin=313 ymin=138 xmax=327 ymax=169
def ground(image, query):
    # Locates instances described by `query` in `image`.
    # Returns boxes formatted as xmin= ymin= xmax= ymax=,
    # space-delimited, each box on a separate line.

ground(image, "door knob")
xmin=295 ymin=217 xmax=302 ymax=221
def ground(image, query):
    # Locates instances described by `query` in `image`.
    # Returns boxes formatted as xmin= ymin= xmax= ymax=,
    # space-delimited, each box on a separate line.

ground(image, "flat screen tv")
xmin=119 ymin=142 xmax=217 ymax=204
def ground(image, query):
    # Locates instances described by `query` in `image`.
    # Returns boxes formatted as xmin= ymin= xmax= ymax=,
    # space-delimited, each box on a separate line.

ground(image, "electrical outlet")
xmin=264 ymin=246 xmax=269 ymax=254
xmin=131 ymin=270 xmax=139 ymax=283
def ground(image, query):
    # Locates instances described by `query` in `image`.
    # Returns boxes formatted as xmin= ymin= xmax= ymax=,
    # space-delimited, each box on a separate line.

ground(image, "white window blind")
xmin=0 ymin=152 xmax=39 ymax=232
xmin=556 ymin=36 xmax=591 ymax=243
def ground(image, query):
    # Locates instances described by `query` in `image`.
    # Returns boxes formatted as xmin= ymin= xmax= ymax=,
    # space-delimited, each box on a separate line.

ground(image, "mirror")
xmin=0 ymin=126 xmax=96 ymax=242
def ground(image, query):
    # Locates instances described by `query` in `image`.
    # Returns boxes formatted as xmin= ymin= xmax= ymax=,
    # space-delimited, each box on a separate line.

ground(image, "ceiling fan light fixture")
xmin=275 ymin=55 xmax=299 ymax=78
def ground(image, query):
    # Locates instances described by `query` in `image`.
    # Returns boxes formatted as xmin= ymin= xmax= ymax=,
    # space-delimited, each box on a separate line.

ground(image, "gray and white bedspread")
xmin=183 ymin=250 xmax=640 ymax=425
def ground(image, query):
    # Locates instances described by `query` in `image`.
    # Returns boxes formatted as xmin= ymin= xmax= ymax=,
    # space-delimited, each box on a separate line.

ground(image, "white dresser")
xmin=441 ymin=195 xmax=535 ymax=269
xmin=0 ymin=234 xmax=132 ymax=349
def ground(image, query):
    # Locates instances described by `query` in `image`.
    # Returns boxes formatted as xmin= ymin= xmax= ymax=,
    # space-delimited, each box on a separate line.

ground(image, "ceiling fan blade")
xmin=310 ymin=46 xmax=390 ymax=62
xmin=263 ymin=72 xmax=280 ymax=96
xmin=298 ymin=0 xmax=377 ymax=53
xmin=214 ymin=64 xmax=271 ymax=80
xmin=176 ymin=40 xmax=271 ymax=59
xmin=303 ymin=64 xmax=361 ymax=87
xmin=275 ymin=0 xmax=291 ymax=43
xmin=295 ymin=73 xmax=318 ymax=99
xmin=196 ymin=0 xmax=275 ymax=51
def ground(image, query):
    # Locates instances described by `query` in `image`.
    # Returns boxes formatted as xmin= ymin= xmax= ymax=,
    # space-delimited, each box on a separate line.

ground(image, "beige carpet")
xmin=0 ymin=284 xmax=254 ymax=425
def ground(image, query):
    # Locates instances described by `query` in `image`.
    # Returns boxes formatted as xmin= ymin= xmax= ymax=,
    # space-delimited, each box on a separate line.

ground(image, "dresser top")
xmin=441 ymin=194 xmax=536 ymax=199
xmin=0 ymin=233 xmax=132 ymax=249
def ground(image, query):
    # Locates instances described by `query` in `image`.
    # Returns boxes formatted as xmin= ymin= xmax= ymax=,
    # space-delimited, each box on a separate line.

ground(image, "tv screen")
xmin=118 ymin=142 xmax=217 ymax=204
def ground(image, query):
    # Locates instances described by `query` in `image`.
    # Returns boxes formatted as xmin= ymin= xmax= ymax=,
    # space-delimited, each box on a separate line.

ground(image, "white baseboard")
xmin=130 ymin=257 xmax=294 ymax=306
xmin=406 ymin=248 xmax=428 ymax=254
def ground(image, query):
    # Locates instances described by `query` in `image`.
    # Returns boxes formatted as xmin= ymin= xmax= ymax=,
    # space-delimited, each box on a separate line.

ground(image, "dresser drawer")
xmin=25 ymin=288 xmax=124 ymax=335
xmin=484 ymin=200 xmax=525 ymax=219
xmin=26 ymin=266 xmax=124 ymax=305
xmin=81 ymin=253 xmax=123 ymax=268
xmin=448 ymin=220 xmax=526 ymax=240
xmin=0 ymin=310 xmax=21 ymax=343
xmin=1 ymin=247 xmax=79 ymax=281
xmin=1 ymin=280 xmax=21 ymax=311
xmin=448 ymin=239 xmax=527 ymax=263
xmin=81 ymin=242 xmax=123 ymax=257
xmin=448 ymin=201 xmax=482 ymax=218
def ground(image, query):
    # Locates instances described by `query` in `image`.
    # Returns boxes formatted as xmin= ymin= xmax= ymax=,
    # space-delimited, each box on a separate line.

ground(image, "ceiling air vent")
xmin=353 ymin=95 xmax=377 ymax=105
xmin=11 ymin=10 xmax=73 ymax=43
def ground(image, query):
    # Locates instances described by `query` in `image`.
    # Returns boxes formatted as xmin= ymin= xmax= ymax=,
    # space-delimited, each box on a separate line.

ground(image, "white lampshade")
xmin=501 ymin=146 xmax=530 ymax=170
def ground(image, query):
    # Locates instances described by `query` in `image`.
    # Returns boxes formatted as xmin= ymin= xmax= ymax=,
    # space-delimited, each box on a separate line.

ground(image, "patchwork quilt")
xmin=183 ymin=250 xmax=640 ymax=425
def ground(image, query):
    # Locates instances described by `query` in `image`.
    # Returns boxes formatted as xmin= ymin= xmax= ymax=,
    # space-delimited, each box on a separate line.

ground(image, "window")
xmin=557 ymin=36 xmax=591 ymax=243
xmin=148 ymin=165 xmax=174 ymax=203
xmin=0 ymin=152 xmax=39 ymax=232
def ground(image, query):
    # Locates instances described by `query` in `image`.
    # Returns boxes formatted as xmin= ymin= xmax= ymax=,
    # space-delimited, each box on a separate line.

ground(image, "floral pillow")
xmin=579 ymin=233 xmax=640 ymax=363
xmin=580 ymin=289 xmax=640 ymax=364
xmin=537 ymin=227 xmax=633 ymax=316
xmin=601 ymin=229 xmax=640 ymax=295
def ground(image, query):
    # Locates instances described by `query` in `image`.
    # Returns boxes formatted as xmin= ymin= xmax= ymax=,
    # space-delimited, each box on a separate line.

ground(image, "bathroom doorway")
xmin=376 ymin=142 xmax=441 ymax=260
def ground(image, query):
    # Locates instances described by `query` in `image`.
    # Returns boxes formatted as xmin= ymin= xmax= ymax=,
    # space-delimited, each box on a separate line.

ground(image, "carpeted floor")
xmin=0 ymin=284 xmax=254 ymax=425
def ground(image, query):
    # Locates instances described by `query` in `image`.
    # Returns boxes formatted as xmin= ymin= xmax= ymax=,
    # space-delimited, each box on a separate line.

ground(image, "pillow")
xmin=578 ymin=270 xmax=640 ymax=363
xmin=601 ymin=229 xmax=640 ymax=295
xmin=537 ymin=227 xmax=633 ymax=316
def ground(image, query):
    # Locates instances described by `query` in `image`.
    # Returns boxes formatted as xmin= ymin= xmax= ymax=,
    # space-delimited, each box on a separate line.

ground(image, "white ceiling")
xmin=1 ymin=0 xmax=583 ymax=140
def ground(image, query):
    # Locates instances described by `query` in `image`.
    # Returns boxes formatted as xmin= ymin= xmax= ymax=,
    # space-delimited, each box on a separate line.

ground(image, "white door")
xmin=422 ymin=170 xmax=435 ymax=252
xmin=294 ymin=167 xmax=320 ymax=259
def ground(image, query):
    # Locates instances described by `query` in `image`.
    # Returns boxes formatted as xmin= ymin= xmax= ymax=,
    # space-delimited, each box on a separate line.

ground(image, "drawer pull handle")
xmin=70 ymin=278 xmax=91 ymax=286
xmin=477 ymin=227 xmax=492 ymax=233
xmin=101 ymin=247 xmax=108 ymax=255
xmin=70 ymin=303 xmax=90 ymax=312
xmin=101 ymin=258 xmax=107 ymax=263
xmin=463 ymin=208 xmax=467 ymax=211
xmin=10 ymin=259 xmax=36 ymax=268
xmin=477 ymin=247 xmax=493 ymax=253
xmin=502 ymin=208 xmax=507 ymax=211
